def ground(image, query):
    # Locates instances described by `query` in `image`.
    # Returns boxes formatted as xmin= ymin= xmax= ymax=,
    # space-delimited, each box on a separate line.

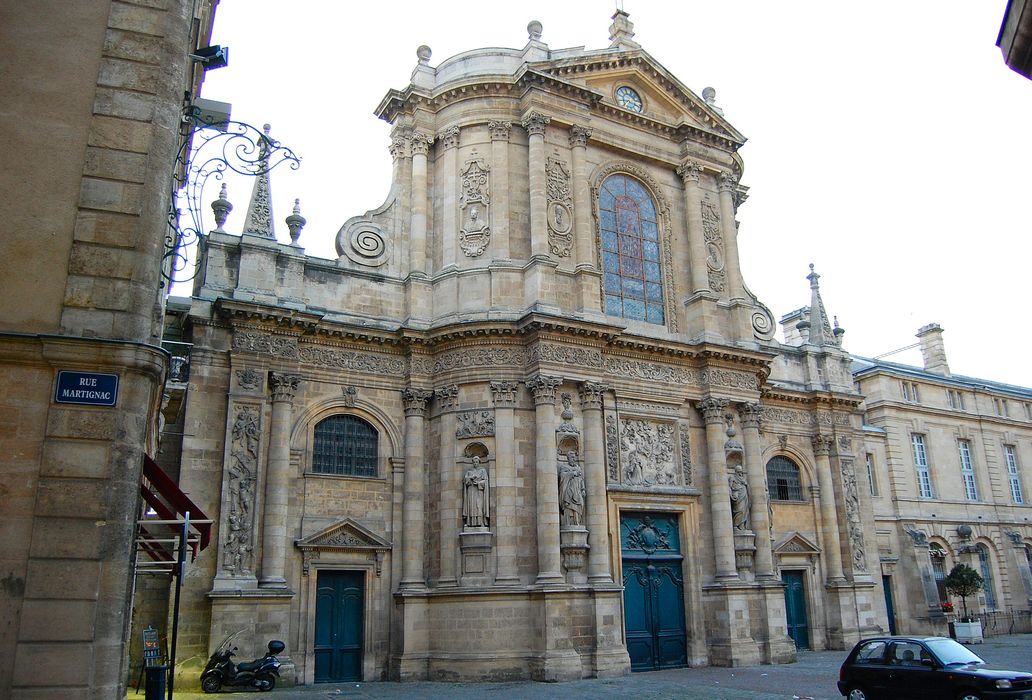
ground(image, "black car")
xmin=838 ymin=636 xmax=1032 ymax=700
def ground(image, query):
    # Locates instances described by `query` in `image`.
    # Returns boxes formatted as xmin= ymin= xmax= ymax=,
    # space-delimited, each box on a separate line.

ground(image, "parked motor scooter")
xmin=200 ymin=632 xmax=284 ymax=693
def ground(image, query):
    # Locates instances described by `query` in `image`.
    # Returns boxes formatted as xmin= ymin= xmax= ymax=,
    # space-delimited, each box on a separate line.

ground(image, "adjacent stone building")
xmin=0 ymin=1 xmax=218 ymax=697
xmin=161 ymin=12 xmax=892 ymax=686
xmin=853 ymin=325 xmax=1032 ymax=637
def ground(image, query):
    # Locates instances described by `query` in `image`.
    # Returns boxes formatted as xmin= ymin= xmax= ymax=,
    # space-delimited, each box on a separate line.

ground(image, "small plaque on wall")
xmin=54 ymin=370 xmax=119 ymax=407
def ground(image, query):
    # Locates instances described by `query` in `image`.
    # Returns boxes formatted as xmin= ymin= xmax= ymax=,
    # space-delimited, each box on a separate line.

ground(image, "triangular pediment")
xmin=533 ymin=50 xmax=746 ymax=146
xmin=295 ymin=518 xmax=391 ymax=552
xmin=773 ymin=531 xmax=821 ymax=555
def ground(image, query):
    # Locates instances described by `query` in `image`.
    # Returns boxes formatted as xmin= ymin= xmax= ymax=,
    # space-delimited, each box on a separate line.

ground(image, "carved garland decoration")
xmin=233 ymin=331 xmax=406 ymax=375
xmin=546 ymin=155 xmax=574 ymax=257
xmin=223 ymin=405 xmax=260 ymax=576
xmin=679 ymin=421 xmax=693 ymax=486
xmin=701 ymin=192 xmax=726 ymax=293
xmin=840 ymin=458 xmax=869 ymax=572
xmin=528 ymin=342 xmax=604 ymax=368
xmin=605 ymin=413 xmax=620 ymax=482
xmin=591 ymin=161 xmax=678 ymax=332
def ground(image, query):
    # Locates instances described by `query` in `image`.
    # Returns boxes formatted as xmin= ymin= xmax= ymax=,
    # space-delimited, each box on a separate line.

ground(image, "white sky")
xmin=198 ymin=1 xmax=1032 ymax=387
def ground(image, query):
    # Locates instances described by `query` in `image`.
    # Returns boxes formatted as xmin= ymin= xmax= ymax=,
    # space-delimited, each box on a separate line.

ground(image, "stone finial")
xmin=243 ymin=124 xmax=275 ymax=238
xmin=416 ymin=45 xmax=432 ymax=64
xmin=608 ymin=9 xmax=640 ymax=49
xmin=805 ymin=264 xmax=836 ymax=347
xmin=285 ymin=198 xmax=306 ymax=246
xmin=702 ymin=86 xmax=724 ymax=116
xmin=528 ymin=20 xmax=543 ymax=41
xmin=211 ymin=183 xmax=232 ymax=232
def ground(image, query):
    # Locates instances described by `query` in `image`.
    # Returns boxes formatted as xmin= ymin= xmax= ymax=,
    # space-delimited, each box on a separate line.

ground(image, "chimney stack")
xmin=916 ymin=323 xmax=950 ymax=376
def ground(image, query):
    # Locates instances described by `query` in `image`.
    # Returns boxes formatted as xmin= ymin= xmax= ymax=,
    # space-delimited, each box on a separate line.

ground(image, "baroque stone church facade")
xmin=164 ymin=11 xmax=889 ymax=685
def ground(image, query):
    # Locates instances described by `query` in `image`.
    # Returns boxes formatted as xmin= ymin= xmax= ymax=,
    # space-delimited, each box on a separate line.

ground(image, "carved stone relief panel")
xmin=411 ymin=346 xmax=526 ymax=376
xmin=605 ymin=413 xmax=620 ymax=483
xmin=232 ymin=331 xmax=406 ymax=376
xmin=840 ymin=458 xmax=868 ymax=572
xmin=456 ymin=410 xmax=495 ymax=438
xmin=546 ymin=155 xmax=573 ymax=257
xmin=701 ymin=193 xmax=726 ymax=293
xmin=223 ymin=404 xmax=260 ymax=576
xmin=459 ymin=152 xmax=490 ymax=257
xmin=619 ymin=418 xmax=679 ymax=487
xmin=528 ymin=342 xmax=604 ymax=369
xmin=679 ymin=421 xmax=692 ymax=486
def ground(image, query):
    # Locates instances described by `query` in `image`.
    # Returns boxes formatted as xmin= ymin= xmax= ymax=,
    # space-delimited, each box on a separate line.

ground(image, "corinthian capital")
xmin=739 ymin=402 xmax=763 ymax=429
xmin=388 ymin=134 xmax=409 ymax=160
xmin=489 ymin=120 xmax=512 ymax=141
xmin=718 ymin=171 xmax=738 ymax=193
xmin=434 ymin=384 xmax=459 ymax=410
xmin=568 ymin=125 xmax=592 ymax=148
xmin=438 ymin=126 xmax=460 ymax=149
xmin=526 ymin=374 xmax=562 ymax=405
xmin=490 ymin=380 xmax=519 ymax=407
xmin=577 ymin=381 xmax=608 ymax=411
xmin=676 ymin=160 xmax=702 ymax=184
xmin=409 ymin=132 xmax=433 ymax=156
xmin=268 ymin=372 xmax=301 ymax=403
xmin=811 ymin=434 xmax=832 ymax=456
xmin=402 ymin=387 xmax=433 ymax=416
xmin=522 ymin=112 xmax=551 ymax=136
xmin=697 ymin=396 xmax=729 ymax=424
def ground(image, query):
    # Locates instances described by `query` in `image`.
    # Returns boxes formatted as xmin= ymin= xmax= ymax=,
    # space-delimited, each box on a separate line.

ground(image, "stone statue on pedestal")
xmin=462 ymin=456 xmax=490 ymax=528
xmin=559 ymin=451 xmax=586 ymax=527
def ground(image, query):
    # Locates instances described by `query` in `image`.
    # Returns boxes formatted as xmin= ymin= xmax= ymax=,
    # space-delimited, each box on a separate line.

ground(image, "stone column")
xmin=409 ymin=132 xmax=432 ymax=274
xmin=740 ymin=403 xmax=774 ymax=578
xmin=677 ymin=160 xmax=710 ymax=296
xmin=436 ymin=385 xmax=459 ymax=587
xmin=579 ymin=381 xmax=612 ymax=583
xmin=489 ymin=121 xmax=512 ymax=260
xmin=260 ymin=372 xmax=300 ymax=588
xmin=812 ymin=434 xmax=845 ymax=582
xmin=523 ymin=112 xmax=551 ymax=259
xmin=699 ymin=397 xmax=738 ymax=580
xmin=438 ymin=127 xmax=460 ymax=269
xmin=527 ymin=374 xmax=563 ymax=584
xmin=717 ymin=171 xmax=745 ymax=301
xmin=400 ymin=387 xmax=433 ymax=589
xmin=491 ymin=380 xmax=521 ymax=584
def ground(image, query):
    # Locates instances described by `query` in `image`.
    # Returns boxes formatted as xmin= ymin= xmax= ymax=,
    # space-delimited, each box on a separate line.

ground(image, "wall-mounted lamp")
xmin=190 ymin=45 xmax=229 ymax=70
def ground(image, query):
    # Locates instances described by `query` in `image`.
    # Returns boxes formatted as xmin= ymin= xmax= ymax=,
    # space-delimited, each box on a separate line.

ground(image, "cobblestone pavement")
xmin=168 ymin=634 xmax=1032 ymax=700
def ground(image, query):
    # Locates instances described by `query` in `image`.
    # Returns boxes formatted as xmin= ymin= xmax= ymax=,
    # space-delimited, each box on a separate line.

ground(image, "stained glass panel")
xmin=313 ymin=415 xmax=378 ymax=477
xmin=598 ymin=174 xmax=665 ymax=326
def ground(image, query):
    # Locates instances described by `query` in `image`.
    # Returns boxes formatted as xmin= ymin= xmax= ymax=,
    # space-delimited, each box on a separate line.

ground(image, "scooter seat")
xmin=236 ymin=660 xmax=261 ymax=672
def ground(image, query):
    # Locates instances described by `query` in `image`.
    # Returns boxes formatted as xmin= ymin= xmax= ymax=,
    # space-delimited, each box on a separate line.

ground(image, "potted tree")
xmin=944 ymin=564 xmax=984 ymax=643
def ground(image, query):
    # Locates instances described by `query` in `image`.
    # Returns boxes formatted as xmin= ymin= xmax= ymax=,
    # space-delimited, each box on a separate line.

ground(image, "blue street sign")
xmin=54 ymin=371 xmax=119 ymax=407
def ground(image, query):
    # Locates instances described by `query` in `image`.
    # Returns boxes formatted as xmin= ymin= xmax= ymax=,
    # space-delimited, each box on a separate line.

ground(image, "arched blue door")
xmin=620 ymin=513 xmax=687 ymax=671
xmin=314 ymin=571 xmax=363 ymax=681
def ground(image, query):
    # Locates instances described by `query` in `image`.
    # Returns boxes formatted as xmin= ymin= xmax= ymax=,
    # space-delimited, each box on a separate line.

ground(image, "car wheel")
xmin=200 ymin=674 xmax=221 ymax=693
xmin=956 ymin=693 xmax=981 ymax=700
xmin=846 ymin=685 xmax=871 ymax=700
xmin=255 ymin=672 xmax=276 ymax=692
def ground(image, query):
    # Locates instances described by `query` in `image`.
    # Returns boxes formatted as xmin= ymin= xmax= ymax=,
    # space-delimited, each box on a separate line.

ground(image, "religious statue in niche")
xmin=558 ymin=451 xmax=586 ymax=527
xmin=459 ymin=154 xmax=490 ymax=257
xmin=729 ymin=464 xmax=751 ymax=531
xmin=462 ymin=456 xmax=490 ymax=529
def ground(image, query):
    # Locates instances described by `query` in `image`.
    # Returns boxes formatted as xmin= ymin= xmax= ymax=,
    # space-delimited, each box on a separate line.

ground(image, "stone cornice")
xmin=214 ymin=299 xmax=324 ymax=331
xmin=760 ymin=386 xmax=863 ymax=410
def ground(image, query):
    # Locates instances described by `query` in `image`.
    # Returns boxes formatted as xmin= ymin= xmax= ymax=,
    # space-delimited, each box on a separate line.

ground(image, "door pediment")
xmin=295 ymin=518 xmax=391 ymax=576
xmin=774 ymin=531 xmax=821 ymax=560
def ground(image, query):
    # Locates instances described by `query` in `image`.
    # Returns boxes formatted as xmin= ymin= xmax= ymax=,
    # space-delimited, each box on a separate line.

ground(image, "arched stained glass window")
xmin=766 ymin=456 xmax=804 ymax=501
xmin=599 ymin=174 xmax=664 ymax=324
xmin=312 ymin=415 xmax=378 ymax=477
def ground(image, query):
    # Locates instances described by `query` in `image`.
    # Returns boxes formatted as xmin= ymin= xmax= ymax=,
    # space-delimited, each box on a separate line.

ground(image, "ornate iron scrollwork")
xmin=163 ymin=101 xmax=301 ymax=286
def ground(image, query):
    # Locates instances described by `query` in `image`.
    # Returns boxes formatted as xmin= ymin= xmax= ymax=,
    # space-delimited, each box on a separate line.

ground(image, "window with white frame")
xmin=1005 ymin=445 xmax=1024 ymax=504
xmin=900 ymin=381 xmax=920 ymax=402
xmin=958 ymin=440 xmax=977 ymax=501
xmin=993 ymin=398 xmax=1008 ymax=416
xmin=946 ymin=389 xmax=965 ymax=411
xmin=929 ymin=543 xmax=948 ymax=603
xmin=976 ymin=543 xmax=997 ymax=610
xmin=865 ymin=452 xmax=878 ymax=496
xmin=912 ymin=434 xmax=933 ymax=498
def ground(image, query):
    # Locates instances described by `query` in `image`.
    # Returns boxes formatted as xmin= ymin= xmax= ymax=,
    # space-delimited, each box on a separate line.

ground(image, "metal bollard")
xmin=144 ymin=665 xmax=167 ymax=700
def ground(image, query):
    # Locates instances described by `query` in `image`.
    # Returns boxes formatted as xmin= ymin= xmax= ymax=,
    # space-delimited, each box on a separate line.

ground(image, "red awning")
xmin=138 ymin=455 xmax=212 ymax=563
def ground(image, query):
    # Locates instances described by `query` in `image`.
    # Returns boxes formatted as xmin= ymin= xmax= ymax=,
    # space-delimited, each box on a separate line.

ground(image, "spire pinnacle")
xmin=243 ymin=124 xmax=275 ymax=238
xmin=805 ymin=264 xmax=835 ymax=346
xmin=608 ymin=9 xmax=640 ymax=49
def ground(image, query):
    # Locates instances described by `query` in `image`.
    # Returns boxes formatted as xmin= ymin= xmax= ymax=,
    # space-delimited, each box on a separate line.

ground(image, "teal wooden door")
xmin=315 ymin=571 xmax=363 ymax=682
xmin=621 ymin=513 xmax=687 ymax=671
xmin=882 ymin=575 xmax=897 ymax=635
xmin=782 ymin=570 xmax=809 ymax=649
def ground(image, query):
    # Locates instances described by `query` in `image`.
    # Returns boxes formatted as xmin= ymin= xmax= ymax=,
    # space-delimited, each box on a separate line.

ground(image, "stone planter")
xmin=953 ymin=619 xmax=983 ymax=643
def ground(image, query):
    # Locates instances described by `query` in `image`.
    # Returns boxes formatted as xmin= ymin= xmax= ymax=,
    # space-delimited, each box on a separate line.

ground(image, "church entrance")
xmin=620 ymin=513 xmax=687 ymax=671
xmin=782 ymin=570 xmax=810 ymax=649
xmin=314 ymin=570 xmax=363 ymax=682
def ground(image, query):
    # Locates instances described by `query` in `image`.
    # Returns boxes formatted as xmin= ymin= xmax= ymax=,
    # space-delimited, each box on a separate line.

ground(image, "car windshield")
xmin=925 ymin=639 xmax=985 ymax=666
